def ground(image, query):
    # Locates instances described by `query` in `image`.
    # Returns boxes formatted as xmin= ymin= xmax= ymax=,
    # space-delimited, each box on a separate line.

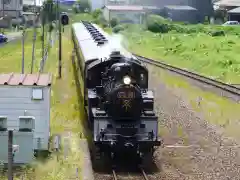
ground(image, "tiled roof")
xmin=105 ymin=5 xmax=144 ymax=11
xmin=0 ymin=73 xmax=52 ymax=86
xmin=228 ymin=7 xmax=240 ymax=13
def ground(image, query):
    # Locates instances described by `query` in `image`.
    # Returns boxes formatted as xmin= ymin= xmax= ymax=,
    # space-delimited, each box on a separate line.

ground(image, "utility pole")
xmin=22 ymin=29 xmax=25 ymax=74
xmin=31 ymin=0 xmax=37 ymax=74
xmin=41 ymin=4 xmax=45 ymax=60
xmin=57 ymin=0 xmax=62 ymax=79
xmin=8 ymin=130 xmax=13 ymax=180
xmin=2 ymin=0 xmax=5 ymax=33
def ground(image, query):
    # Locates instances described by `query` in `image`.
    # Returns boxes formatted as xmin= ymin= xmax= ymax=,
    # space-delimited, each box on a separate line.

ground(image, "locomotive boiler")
xmin=71 ymin=21 xmax=161 ymax=163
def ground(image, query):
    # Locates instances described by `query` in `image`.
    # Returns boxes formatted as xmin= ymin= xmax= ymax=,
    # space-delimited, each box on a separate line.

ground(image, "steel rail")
xmin=112 ymin=169 xmax=118 ymax=180
xmin=111 ymin=168 xmax=149 ymax=180
xmin=134 ymin=54 xmax=240 ymax=96
xmin=140 ymin=168 xmax=149 ymax=180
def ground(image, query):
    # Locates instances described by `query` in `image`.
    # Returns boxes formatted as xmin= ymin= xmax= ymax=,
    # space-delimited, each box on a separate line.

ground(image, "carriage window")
xmin=140 ymin=74 xmax=144 ymax=81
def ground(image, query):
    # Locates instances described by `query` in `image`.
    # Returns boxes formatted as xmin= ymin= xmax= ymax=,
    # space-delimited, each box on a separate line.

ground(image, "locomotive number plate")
xmin=121 ymin=124 xmax=135 ymax=128
xmin=117 ymin=91 xmax=135 ymax=99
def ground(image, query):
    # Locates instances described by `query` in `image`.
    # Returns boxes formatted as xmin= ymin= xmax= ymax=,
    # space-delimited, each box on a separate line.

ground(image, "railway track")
xmin=112 ymin=167 xmax=149 ymax=180
xmin=134 ymin=54 xmax=240 ymax=97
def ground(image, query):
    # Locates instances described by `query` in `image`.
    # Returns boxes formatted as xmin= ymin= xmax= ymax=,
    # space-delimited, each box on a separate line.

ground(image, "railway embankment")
xmin=135 ymin=64 xmax=240 ymax=179
xmin=116 ymin=16 xmax=240 ymax=144
xmin=121 ymin=15 xmax=240 ymax=85
xmin=63 ymin=12 xmax=240 ymax=179
xmin=105 ymin=27 xmax=240 ymax=143
xmin=104 ymin=17 xmax=240 ymax=179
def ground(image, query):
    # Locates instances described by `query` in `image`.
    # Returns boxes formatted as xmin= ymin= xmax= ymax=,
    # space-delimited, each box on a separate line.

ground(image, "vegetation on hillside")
xmin=124 ymin=28 xmax=240 ymax=83
xmin=121 ymin=15 xmax=240 ymax=84
xmin=0 ymin=30 xmax=44 ymax=73
xmin=145 ymin=15 xmax=240 ymax=36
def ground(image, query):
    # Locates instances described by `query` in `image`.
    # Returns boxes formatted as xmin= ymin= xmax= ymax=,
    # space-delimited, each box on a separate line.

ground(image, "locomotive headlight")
xmin=123 ymin=76 xmax=131 ymax=85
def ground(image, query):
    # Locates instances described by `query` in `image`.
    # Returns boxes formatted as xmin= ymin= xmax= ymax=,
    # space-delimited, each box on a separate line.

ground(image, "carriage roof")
xmin=72 ymin=22 xmax=137 ymax=62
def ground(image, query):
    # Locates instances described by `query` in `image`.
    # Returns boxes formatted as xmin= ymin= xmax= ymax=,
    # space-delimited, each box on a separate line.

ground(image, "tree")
xmin=42 ymin=0 xmax=58 ymax=22
xmin=110 ymin=18 xmax=118 ymax=27
xmin=92 ymin=9 xmax=102 ymax=19
xmin=73 ymin=0 xmax=91 ymax=13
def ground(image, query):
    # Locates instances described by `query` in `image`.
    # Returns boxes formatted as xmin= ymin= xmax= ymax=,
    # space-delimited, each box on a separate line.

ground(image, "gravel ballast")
xmin=148 ymin=65 xmax=240 ymax=180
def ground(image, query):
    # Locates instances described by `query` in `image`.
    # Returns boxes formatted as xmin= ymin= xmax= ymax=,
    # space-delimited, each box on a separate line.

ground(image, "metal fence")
xmin=39 ymin=33 xmax=56 ymax=73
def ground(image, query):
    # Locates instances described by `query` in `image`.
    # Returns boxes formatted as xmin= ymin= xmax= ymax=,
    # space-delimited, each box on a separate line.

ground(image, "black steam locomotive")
xmin=71 ymin=21 xmax=161 ymax=163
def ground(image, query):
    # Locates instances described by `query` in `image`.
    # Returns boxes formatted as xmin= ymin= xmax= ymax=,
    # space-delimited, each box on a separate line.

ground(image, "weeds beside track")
xmin=134 ymin=54 xmax=240 ymax=101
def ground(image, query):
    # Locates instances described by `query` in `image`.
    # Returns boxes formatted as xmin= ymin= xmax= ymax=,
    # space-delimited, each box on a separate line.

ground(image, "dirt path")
xmin=148 ymin=65 xmax=240 ymax=180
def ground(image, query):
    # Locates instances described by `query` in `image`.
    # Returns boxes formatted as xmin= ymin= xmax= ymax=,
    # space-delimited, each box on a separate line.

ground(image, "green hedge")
xmin=112 ymin=24 xmax=125 ymax=33
xmin=146 ymin=15 xmax=240 ymax=36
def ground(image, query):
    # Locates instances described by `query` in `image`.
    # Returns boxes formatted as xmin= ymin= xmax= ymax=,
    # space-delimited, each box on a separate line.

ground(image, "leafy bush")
xmin=144 ymin=14 xmax=240 ymax=37
xmin=209 ymin=30 xmax=225 ymax=37
xmin=146 ymin=15 xmax=171 ymax=33
xmin=92 ymin=9 xmax=102 ymax=19
xmin=112 ymin=25 xmax=125 ymax=33
xmin=110 ymin=18 xmax=118 ymax=27
xmin=93 ymin=14 xmax=108 ymax=27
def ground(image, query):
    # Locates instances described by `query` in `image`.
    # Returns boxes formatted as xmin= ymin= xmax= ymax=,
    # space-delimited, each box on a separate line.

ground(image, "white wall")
xmin=103 ymin=7 xmax=110 ymax=21
xmin=91 ymin=0 xmax=104 ymax=11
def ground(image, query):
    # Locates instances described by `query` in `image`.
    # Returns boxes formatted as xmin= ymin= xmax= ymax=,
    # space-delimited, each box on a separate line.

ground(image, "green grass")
xmin=30 ymin=28 xmax=85 ymax=180
xmin=122 ymin=27 xmax=240 ymax=84
xmin=153 ymin=67 xmax=240 ymax=140
xmin=70 ymin=13 xmax=94 ymax=23
xmin=0 ymin=29 xmax=44 ymax=73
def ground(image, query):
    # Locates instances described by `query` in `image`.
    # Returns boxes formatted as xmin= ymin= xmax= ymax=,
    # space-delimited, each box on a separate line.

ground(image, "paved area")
xmin=0 ymin=31 xmax=22 ymax=47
